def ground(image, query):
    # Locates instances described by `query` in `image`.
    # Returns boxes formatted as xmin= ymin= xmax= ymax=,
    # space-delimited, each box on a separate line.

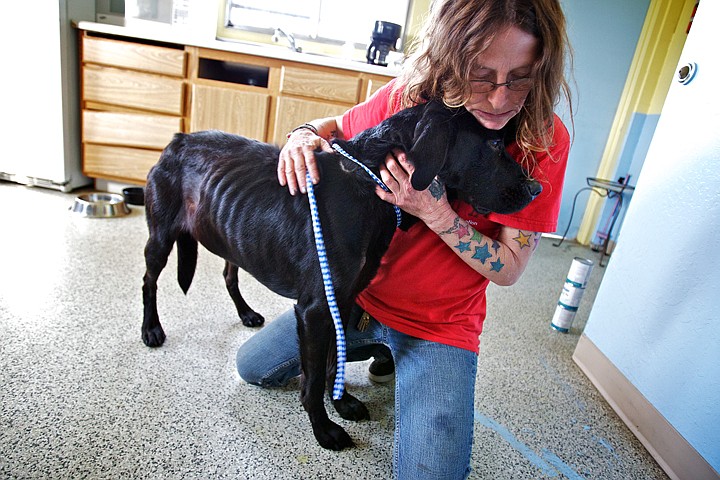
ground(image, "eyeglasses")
xmin=470 ymin=77 xmax=533 ymax=93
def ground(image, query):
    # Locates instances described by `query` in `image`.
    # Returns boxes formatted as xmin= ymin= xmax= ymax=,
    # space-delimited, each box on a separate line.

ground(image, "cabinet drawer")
xmin=83 ymin=35 xmax=185 ymax=77
xmin=190 ymin=84 xmax=270 ymax=139
xmin=84 ymin=65 xmax=183 ymax=115
xmin=83 ymin=144 xmax=161 ymax=183
xmin=280 ymin=66 xmax=360 ymax=103
xmin=83 ymin=110 xmax=181 ymax=149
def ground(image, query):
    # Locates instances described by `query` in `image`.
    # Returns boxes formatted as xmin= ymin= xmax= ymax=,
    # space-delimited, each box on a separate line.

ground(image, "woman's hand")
xmin=376 ymin=150 xmax=455 ymax=229
xmin=278 ymin=129 xmax=334 ymax=195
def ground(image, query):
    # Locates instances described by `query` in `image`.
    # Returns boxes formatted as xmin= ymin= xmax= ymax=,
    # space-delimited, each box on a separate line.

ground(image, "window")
xmin=225 ymin=0 xmax=411 ymax=48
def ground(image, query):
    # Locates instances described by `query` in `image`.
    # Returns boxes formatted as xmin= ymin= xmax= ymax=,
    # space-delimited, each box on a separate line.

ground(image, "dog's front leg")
xmin=295 ymin=303 xmax=354 ymax=451
xmin=326 ymin=305 xmax=370 ymax=422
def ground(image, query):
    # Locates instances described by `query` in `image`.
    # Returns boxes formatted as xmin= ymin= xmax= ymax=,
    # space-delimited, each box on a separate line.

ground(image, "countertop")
xmin=76 ymin=20 xmax=400 ymax=77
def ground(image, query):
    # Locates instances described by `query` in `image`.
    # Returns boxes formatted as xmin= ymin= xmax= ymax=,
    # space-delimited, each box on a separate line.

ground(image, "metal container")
xmin=551 ymin=257 xmax=594 ymax=332
xmin=70 ymin=193 xmax=130 ymax=218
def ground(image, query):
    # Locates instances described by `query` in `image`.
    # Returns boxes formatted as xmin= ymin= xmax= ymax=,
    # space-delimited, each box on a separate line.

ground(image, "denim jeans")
xmin=236 ymin=308 xmax=477 ymax=479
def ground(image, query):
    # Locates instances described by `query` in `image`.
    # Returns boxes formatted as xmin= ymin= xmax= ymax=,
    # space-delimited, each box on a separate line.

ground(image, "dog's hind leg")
xmin=295 ymin=302 xmax=354 ymax=451
xmin=222 ymin=261 xmax=265 ymax=327
xmin=332 ymin=387 xmax=370 ymax=422
xmin=142 ymin=228 xmax=176 ymax=347
xmin=331 ymin=389 xmax=370 ymax=422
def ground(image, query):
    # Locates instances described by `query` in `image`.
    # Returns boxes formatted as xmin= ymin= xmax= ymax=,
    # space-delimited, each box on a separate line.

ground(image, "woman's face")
xmin=464 ymin=25 xmax=540 ymax=130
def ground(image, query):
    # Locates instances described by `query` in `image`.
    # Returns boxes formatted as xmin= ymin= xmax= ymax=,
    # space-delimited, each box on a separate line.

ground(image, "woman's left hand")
xmin=376 ymin=150 xmax=455 ymax=228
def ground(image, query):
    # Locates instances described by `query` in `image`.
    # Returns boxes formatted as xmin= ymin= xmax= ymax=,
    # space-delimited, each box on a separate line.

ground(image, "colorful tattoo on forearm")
xmin=440 ymin=219 xmax=542 ymax=273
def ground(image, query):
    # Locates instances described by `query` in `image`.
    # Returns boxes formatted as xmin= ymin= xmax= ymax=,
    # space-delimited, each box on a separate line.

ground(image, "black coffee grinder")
xmin=366 ymin=21 xmax=402 ymax=66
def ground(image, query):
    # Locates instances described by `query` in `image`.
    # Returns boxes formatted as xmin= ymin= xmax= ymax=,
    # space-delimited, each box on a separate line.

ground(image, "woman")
xmin=237 ymin=0 xmax=572 ymax=477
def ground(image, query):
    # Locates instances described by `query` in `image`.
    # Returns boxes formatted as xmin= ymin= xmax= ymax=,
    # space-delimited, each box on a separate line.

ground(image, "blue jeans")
xmin=236 ymin=308 xmax=477 ymax=479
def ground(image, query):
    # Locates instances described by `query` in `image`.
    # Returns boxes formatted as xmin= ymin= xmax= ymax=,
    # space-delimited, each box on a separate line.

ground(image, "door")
xmin=575 ymin=1 xmax=720 ymax=476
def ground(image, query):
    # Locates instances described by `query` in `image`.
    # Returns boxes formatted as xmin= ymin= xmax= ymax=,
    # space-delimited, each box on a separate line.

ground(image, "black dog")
xmin=141 ymin=100 xmax=541 ymax=450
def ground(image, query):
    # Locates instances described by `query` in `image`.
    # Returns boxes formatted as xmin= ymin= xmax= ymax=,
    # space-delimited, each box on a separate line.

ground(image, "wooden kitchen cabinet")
xmin=190 ymin=84 xmax=270 ymax=139
xmin=280 ymin=66 xmax=360 ymax=103
xmin=82 ymin=110 xmax=181 ymax=148
xmin=270 ymin=65 xmax=360 ymax=144
xmin=82 ymin=35 xmax=185 ymax=76
xmin=79 ymin=27 xmax=394 ymax=185
xmin=271 ymin=97 xmax=349 ymax=145
xmin=80 ymin=32 xmax=186 ymax=184
xmin=83 ymin=64 xmax=183 ymax=115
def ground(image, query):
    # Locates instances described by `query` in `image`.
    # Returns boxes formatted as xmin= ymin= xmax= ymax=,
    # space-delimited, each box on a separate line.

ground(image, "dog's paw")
xmin=142 ymin=326 xmax=166 ymax=347
xmin=240 ymin=311 xmax=265 ymax=328
xmin=312 ymin=419 xmax=354 ymax=451
xmin=333 ymin=393 xmax=370 ymax=421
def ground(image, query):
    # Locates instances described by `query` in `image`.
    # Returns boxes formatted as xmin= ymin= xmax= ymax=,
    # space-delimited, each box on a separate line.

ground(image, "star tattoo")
xmin=513 ymin=231 xmax=532 ymax=249
xmin=455 ymin=222 xmax=470 ymax=239
xmin=490 ymin=257 xmax=505 ymax=272
xmin=472 ymin=244 xmax=492 ymax=264
xmin=455 ymin=241 xmax=471 ymax=253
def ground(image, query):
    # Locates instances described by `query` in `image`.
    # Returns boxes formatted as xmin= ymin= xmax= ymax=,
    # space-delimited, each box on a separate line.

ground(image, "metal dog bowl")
xmin=70 ymin=192 xmax=131 ymax=218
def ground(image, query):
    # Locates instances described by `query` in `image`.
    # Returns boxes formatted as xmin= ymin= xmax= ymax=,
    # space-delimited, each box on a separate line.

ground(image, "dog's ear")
xmin=408 ymin=102 xmax=455 ymax=191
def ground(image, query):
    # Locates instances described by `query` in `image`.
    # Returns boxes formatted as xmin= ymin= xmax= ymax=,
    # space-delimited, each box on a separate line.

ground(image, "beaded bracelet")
xmin=287 ymin=123 xmax=319 ymax=139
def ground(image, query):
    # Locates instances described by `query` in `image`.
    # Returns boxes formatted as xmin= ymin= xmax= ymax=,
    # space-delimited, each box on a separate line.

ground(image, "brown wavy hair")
xmin=395 ymin=0 xmax=572 ymax=170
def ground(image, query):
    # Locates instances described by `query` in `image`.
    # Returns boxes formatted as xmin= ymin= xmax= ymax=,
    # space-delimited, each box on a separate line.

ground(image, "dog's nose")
xmin=526 ymin=179 xmax=543 ymax=198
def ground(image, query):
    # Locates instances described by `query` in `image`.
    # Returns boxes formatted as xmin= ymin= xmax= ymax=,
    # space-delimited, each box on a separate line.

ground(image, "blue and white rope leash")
xmin=306 ymin=144 xmax=401 ymax=400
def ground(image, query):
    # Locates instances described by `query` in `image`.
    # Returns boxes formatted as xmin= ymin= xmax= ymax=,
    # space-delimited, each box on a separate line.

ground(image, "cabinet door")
xmin=190 ymin=84 xmax=270 ymax=140
xmin=272 ymin=97 xmax=349 ymax=145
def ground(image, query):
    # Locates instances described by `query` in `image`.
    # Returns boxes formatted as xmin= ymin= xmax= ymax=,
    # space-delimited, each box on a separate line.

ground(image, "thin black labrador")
xmin=141 ymin=100 xmax=541 ymax=450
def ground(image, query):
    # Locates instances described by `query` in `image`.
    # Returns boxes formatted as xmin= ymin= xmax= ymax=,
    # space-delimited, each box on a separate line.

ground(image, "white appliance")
xmin=95 ymin=0 xmax=126 ymax=25
xmin=0 ymin=1 xmax=93 ymax=192
xmin=95 ymin=0 xmax=192 ymax=27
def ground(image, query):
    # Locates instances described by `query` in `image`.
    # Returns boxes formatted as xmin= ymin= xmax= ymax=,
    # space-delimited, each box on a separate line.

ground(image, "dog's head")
xmin=408 ymin=102 xmax=541 ymax=216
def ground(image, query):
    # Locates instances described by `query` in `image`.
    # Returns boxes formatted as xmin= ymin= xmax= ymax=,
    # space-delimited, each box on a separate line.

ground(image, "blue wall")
xmin=582 ymin=0 xmax=720 ymax=469
xmin=554 ymin=0 xmax=651 ymax=238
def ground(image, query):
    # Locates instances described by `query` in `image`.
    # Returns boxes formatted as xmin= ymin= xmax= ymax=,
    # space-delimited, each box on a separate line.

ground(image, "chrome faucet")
xmin=272 ymin=27 xmax=302 ymax=53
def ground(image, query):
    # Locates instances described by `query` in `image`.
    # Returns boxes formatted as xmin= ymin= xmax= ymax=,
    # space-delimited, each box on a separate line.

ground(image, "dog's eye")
xmin=490 ymin=140 xmax=503 ymax=149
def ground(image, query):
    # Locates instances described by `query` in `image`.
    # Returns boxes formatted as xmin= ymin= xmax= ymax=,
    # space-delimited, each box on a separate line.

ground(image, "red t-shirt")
xmin=343 ymin=80 xmax=570 ymax=353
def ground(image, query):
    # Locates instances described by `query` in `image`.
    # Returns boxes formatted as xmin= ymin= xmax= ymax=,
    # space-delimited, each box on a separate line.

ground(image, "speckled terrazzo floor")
xmin=0 ymin=182 xmax=668 ymax=479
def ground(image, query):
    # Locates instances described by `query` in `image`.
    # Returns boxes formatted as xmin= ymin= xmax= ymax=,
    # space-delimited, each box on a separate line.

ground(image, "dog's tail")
xmin=176 ymin=232 xmax=198 ymax=294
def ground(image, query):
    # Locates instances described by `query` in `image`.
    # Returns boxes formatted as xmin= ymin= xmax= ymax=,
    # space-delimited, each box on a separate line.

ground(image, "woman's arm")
xmin=377 ymin=152 xmax=540 ymax=286
xmin=278 ymin=115 xmax=344 ymax=195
